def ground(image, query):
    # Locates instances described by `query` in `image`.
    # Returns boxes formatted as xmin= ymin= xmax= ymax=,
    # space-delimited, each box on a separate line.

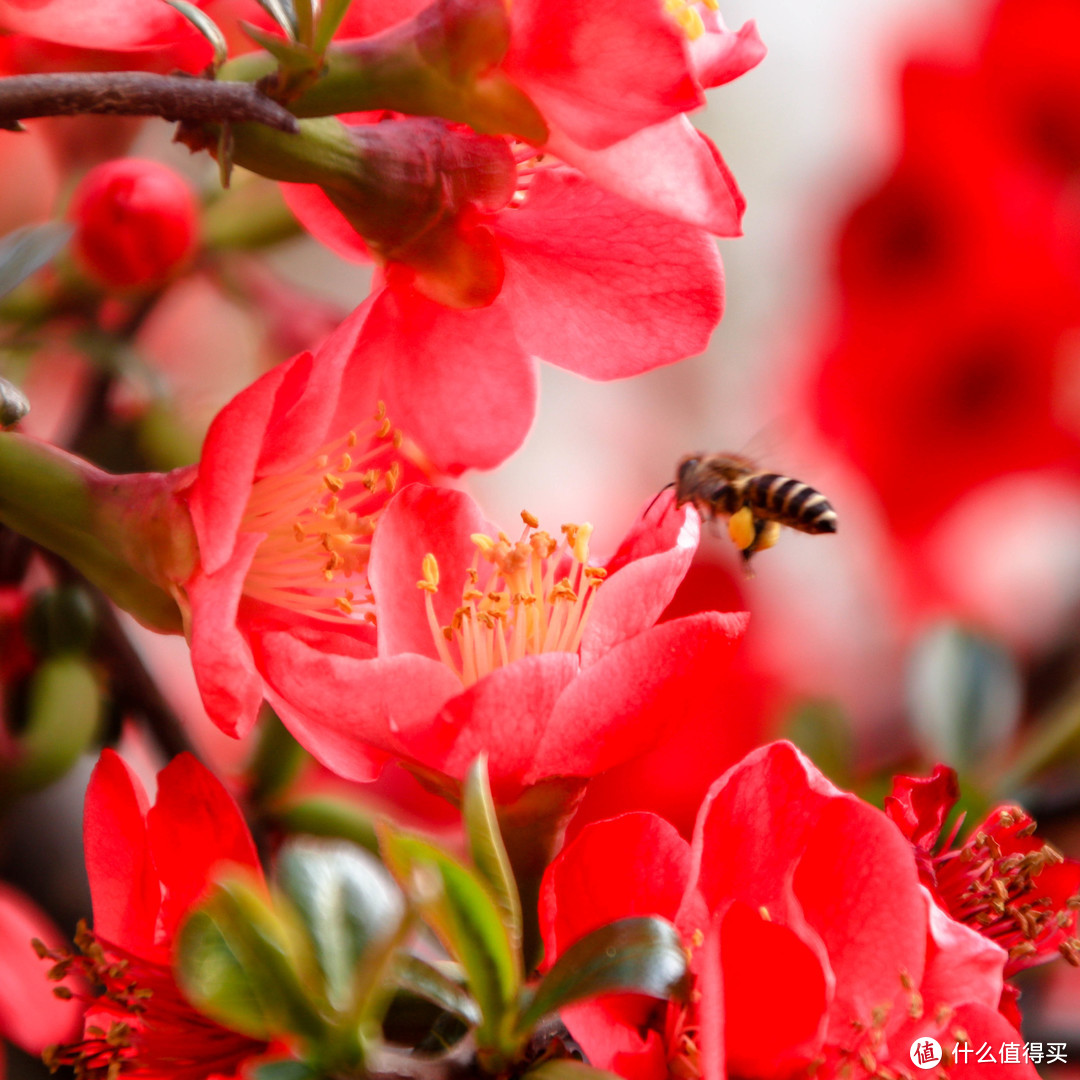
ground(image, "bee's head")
xmin=674 ymin=455 xmax=702 ymax=502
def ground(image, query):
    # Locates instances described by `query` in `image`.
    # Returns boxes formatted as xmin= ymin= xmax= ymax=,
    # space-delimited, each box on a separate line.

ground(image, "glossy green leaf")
xmin=175 ymin=875 xmax=327 ymax=1042
xmin=271 ymin=794 xmax=379 ymax=854
xmin=517 ymin=917 xmax=688 ymax=1035
xmin=380 ymin=827 xmax=519 ymax=1040
xmin=463 ymin=756 xmax=522 ymax=966
xmin=0 ymin=224 xmax=73 ymax=301
xmin=276 ymin=837 xmax=405 ymax=1013
xmin=162 ymin=0 xmax=227 ymax=67
xmin=394 ymin=954 xmax=481 ymax=1027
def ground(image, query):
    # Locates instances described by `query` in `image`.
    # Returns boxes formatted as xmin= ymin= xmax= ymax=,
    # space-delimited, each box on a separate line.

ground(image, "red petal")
xmin=884 ymin=764 xmax=960 ymax=851
xmin=539 ymin=812 xmax=691 ymax=961
xmin=580 ymin=502 xmax=700 ymax=666
xmin=0 ymin=883 xmax=81 ymax=1053
xmin=147 ymin=754 xmax=262 ymax=944
xmin=255 ymin=632 xmax=462 ymax=781
xmin=186 ymin=533 xmax=266 ymax=738
xmin=567 ymin=638 xmax=764 ymax=840
xmin=0 ymin=0 xmax=195 ymax=49
xmin=360 ymin=285 xmax=537 ymax=473
xmin=188 ymin=358 xmax=291 ymax=576
xmin=533 ymin=613 xmax=746 ymax=785
xmin=367 ymin=485 xmax=492 ymax=661
xmin=279 ymin=183 xmax=372 ymax=263
xmin=83 ymin=750 xmax=161 ymax=960
xmin=715 ymin=902 xmax=829 ymax=1077
xmin=503 ymin=0 xmax=702 ymax=150
xmin=560 ymin=1002 xmax=667 ymax=1080
xmin=688 ymin=742 xmax=841 ymax=920
xmin=792 ymin=796 xmax=927 ymax=1039
xmin=496 ymin=171 xmax=724 ymax=379
xmin=690 ymin=16 xmax=766 ymax=88
xmin=921 ymin=893 xmax=1006 ymax=1015
xmin=548 ymin=119 xmax=745 ymax=235
xmin=434 ymin=652 xmax=580 ymax=789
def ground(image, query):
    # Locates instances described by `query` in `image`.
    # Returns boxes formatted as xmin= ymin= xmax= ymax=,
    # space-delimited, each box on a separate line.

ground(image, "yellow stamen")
xmin=417 ymin=553 xmax=439 ymax=592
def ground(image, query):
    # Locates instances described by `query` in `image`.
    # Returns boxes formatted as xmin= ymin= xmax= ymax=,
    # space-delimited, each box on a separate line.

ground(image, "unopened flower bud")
xmin=69 ymin=159 xmax=200 ymax=290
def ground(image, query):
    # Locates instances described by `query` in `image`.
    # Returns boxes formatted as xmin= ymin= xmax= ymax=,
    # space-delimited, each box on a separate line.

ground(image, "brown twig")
xmin=0 ymin=72 xmax=299 ymax=132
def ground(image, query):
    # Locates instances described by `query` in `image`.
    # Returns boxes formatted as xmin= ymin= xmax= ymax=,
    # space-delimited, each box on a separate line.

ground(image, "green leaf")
xmin=162 ymin=0 xmax=227 ymax=68
xmin=517 ymin=917 xmax=688 ymax=1035
xmin=379 ymin=827 xmax=519 ymax=1043
xmin=312 ymin=0 xmax=353 ymax=54
xmin=276 ymin=837 xmax=405 ymax=1013
xmin=0 ymin=224 xmax=73 ymax=301
xmin=252 ymin=1060 xmax=319 ymax=1080
xmin=270 ymin=794 xmax=379 ymax=854
xmin=908 ymin=621 xmax=1021 ymax=771
xmin=175 ymin=875 xmax=328 ymax=1042
xmin=463 ymin=756 xmax=522 ymax=967
xmin=529 ymin=1062 xmax=625 ymax=1080
xmin=241 ymin=21 xmax=316 ymax=67
xmin=394 ymin=955 xmax=481 ymax=1027
xmin=253 ymin=0 xmax=298 ymax=39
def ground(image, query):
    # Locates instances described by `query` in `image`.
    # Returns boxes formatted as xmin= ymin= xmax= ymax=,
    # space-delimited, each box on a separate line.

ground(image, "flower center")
xmin=663 ymin=0 xmax=719 ymax=41
xmin=241 ymin=403 xmax=406 ymax=626
xmin=932 ymin=806 xmax=1080 ymax=973
xmin=38 ymin=924 xmax=267 ymax=1080
xmin=417 ymin=511 xmax=607 ymax=686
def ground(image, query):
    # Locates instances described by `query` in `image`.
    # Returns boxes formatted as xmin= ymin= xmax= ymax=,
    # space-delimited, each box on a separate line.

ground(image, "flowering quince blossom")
xmin=540 ymin=742 xmax=1041 ymax=1080
xmin=885 ymin=765 xmax=1080 ymax=982
xmin=38 ymin=750 xmax=268 ymax=1080
xmin=254 ymin=487 xmax=746 ymax=800
xmin=282 ymin=0 xmax=764 ymax=472
xmin=168 ymin=306 xmax=429 ymax=738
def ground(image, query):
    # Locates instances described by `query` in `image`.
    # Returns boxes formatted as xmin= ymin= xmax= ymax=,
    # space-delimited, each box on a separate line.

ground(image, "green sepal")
xmin=463 ymin=756 xmax=523 ymax=969
xmin=276 ymin=837 xmax=406 ymax=1015
xmin=379 ymin=825 xmax=519 ymax=1045
xmin=516 ymin=917 xmax=688 ymax=1035
xmin=253 ymin=0 xmax=298 ymax=40
xmin=312 ymin=0 xmax=353 ymax=54
xmin=163 ymin=0 xmax=228 ymax=68
xmin=175 ymin=873 xmax=328 ymax=1042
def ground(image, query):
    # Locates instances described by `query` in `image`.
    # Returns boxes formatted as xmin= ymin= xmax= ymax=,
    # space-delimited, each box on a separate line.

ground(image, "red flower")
xmin=541 ymin=743 xmax=1038 ymax=1080
xmin=69 ymin=160 xmax=200 ymax=290
xmin=885 ymin=765 xmax=1080 ymax=977
xmin=174 ymin=306 xmax=428 ymax=738
xmin=0 ymin=882 xmax=82 ymax=1065
xmin=41 ymin=750 xmax=267 ymax=1080
xmin=285 ymin=161 xmax=726 ymax=472
xmin=254 ymin=486 xmax=746 ymax=799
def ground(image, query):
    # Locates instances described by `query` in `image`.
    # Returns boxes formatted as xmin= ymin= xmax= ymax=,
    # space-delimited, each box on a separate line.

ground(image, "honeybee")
xmin=654 ymin=453 xmax=838 ymax=568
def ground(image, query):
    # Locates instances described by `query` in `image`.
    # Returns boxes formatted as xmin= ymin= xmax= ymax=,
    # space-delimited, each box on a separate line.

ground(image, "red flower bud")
xmin=69 ymin=158 xmax=200 ymax=289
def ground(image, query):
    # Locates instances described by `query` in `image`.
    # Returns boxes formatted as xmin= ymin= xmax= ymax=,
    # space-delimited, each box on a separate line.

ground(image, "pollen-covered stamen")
xmin=38 ymin=923 xmax=266 ymax=1080
xmin=416 ymin=511 xmax=608 ymax=686
xmin=931 ymin=806 xmax=1080 ymax=974
xmin=240 ymin=402 xmax=406 ymax=626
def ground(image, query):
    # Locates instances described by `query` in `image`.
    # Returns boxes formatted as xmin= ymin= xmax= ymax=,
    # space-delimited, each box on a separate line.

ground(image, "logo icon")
xmin=910 ymin=1038 xmax=943 ymax=1069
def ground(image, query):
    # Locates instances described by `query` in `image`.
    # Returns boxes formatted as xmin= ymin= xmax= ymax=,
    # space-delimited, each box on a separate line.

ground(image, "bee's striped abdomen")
xmin=745 ymin=473 xmax=838 ymax=535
